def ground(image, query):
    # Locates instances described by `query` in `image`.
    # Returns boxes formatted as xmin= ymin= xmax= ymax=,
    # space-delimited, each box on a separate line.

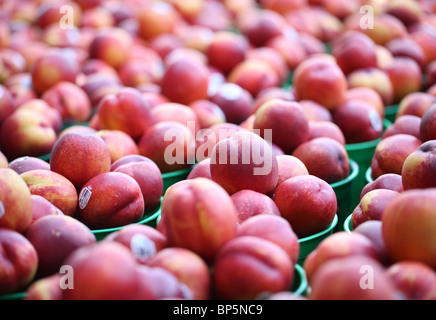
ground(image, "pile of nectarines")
xmin=1 ymin=0 xmax=436 ymax=302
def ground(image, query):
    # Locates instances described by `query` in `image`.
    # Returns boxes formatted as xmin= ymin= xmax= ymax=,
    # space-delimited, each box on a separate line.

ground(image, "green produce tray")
xmin=343 ymin=214 xmax=353 ymax=233
xmin=365 ymin=166 xmax=374 ymax=184
xmin=298 ymin=214 xmax=338 ymax=265
xmin=91 ymin=198 xmax=162 ymax=241
xmin=330 ymin=159 xmax=359 ymax=231
xmin=0 ymin=291 xmax=27 ymax=300
xmin=384 ymin=104 xmax=399 ymax=123
xmin=60 ymin=121 xmax=90 ymax=131
xmin=291 ymin=264 xmax=309 ymax=297
xmin=345 ymin=119 xmax=392 ymax=212
xmin=162 ymin=166 xmax=193 ymax=195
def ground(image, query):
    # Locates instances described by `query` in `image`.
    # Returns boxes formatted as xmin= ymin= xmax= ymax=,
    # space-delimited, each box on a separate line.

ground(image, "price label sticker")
xmin=79 ymin=185 xmax=93 ymax=210
xmin=0 ymin=200 xmax=4 ymax=219
xmin=130 ymin=233 xmax=157 ymax=263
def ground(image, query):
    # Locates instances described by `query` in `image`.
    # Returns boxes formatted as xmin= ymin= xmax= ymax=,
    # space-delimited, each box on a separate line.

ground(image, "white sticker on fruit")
xmin=0 ymin=200 xmax=4 ymax=219
xmin=130 ymin=234 xmax=156 ymax=263
xmin=369 ymin=109 xmax=383 ymax=132
xmin=10 ymin=156 xmax=28 ymax=164
xmin=78 ymin=185 xmax=92 ymax=210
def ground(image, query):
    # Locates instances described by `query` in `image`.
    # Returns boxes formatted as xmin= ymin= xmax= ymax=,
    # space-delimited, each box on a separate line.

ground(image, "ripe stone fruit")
xmin=205 ymin=31 xmax=249 ymax=75
xmin=160 ymin=57 xmax=210 ymax=105
xmin=360 ymin=173 xmax=404 ymax=199
xmin=0 ymin=228 xmax=38 ymax=295
xmin=88 ymin=27 xmax=133 ymax=69
xmin=8 ymin=156 xmax=50 ymax=175
xmin=351 ymin=189 xmax=400 ymax=229
xmin=333 ymin=99 xmax=383 ymax=144
xmin=135 ymin=264 xmax=191 ymax=300
xmin=370 ymin=134 xmax=422 ymax=179
xmin=62 ymin=241 xmax=141 ymax=300
xmin=230 ymin=189 xmax=281 ymax=224
xmin=96 ymin=129 xmax=140 ymax=163
xmin=308 ymin=121 xmax=346 ymax=145
xmin=386 ymin=261 xmax=436 ymax=300
xmin=253 ymin=99 xmax=310 ymax=154
xmin=236 ymin=214 xmax=300 ymax=265
xmin=20 ymin=169 xmax=78 ymax=218
xmin=30 ymin=48 xmax=79 ymax=95
xmin=0 ymin=109 xmax=57 ymax=160
xmin=110 ymin=155 xmax=163 ymax=214
xmin=213 ymin=236 xmax=294 ymax=300
xmin=419 ymin=103 xmax=436 ymax=142
xmin=401 ymin=140 xmax=436 ymax=190
xmin=145 ymin=247 xmax=211 ymax=300
xmin=0 ymin=84 xmax=15 ymax=124
xmin=209 ymin=130 xmax=279 ymax=196
xmin=42 ymin=81 xmax=92 ymax=124
xmin=275 ymin=154 xmax=309 ymax=187
xmin=25 ymin=215 xmax=96 ymax=278
xmin=309 ymin=255 xmax=397 ymax=300
xmin=50 ymin=132 xmax=112 ymax=190
xmin=274 ymin=175 xmax=337 ymax=238
xmin=210 ymin=82 xmax=254 ymax=125
xmin=293 ymin=55 xmax=348 ymax=111
xmin=17 ymin=99 xmax=63 ymax=134
xmin=138 ymin=121 xmax=196 ymax=174
xmin=304 ymin=231 xmax=380 ymax=284
xmin=396 ymin=92 xmax=436 ymax=119
xmin=0 ymin=168 xmax=33 ymax=233
xmin=382 ymin=115 xmax=421 ymax=140
xmin=29 ymin=195 xmax=63 ymax=225
xmin=97 ymin=87 xmax=153 ymax=141
xmin=157 ymin=178 xmax=237 ymax=263
xmin=331 ymin=30 xmax=378 ymax=75
xmin=292 ymin=137 xmax=350 ymax=184
xmin=24 ymin=273 xmax=63 ymax=300
xmin=104 ymin=223 xmax=168 ymax=264
xmin=382 ymin=188 xmax=436 ymax=268
xmin=77 ymin=172 xmax=145 ymax=230
xmin=353 ymin=220 xmax=392 ymax=266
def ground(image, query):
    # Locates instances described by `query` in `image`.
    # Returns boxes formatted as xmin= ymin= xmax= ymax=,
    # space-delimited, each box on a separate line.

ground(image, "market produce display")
xmin=1 ymin=0 xmax=436 ymax=302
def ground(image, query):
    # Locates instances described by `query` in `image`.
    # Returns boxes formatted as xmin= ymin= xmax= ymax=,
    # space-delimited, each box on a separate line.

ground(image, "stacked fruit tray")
xmin=1 ymin=0 xmax=436 ymax=301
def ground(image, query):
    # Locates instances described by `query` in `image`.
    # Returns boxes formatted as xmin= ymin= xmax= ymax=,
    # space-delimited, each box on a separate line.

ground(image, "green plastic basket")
xmin=37 ymin=152 xmax=51 ymax=163
xmin=60 ymin=121 xmax=90 ymax=131
xmin=330 ymin=159 xmax=359 ymax=231
xmin=324 ymin=42 xmax=332 ymax=54
xmin=0 ymin=291 xmax=27 ymax=301
xmin=162 ymin=166 xmax=193 ymax=195
xmin=365 ymin=166 xmax=374 ymax=184
xmin=291 ymin=264 xmax=309 ymax=297
xmin=343 ymin=213 xmax=353 ymax=233
xmin=345 ymin=119 xmax=392 ymax=212
xmin=283 ymin=71 xmax=294 ymax=90
xmin=384 ymin=104 xmax=399 ymax=123
xmin=91 ymin=198 xmax=162 ymax=241
xmin=298 ymin=214 xmax=338 ymax=265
